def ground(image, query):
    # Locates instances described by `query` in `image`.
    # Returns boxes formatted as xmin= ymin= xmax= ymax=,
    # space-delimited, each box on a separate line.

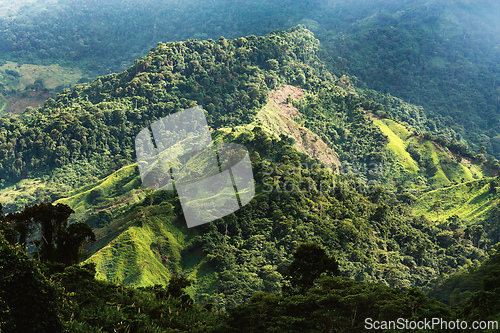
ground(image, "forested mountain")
xmin=1 ymin=0 xmax=499 ymax=158
xmin=312 ymin=0 xmax=500 ymax=155
xmin=0 ymin=0 xmax=308 ymax=70
xmin=0 ymin=1 xmax=499 ymax=332
xmin=1 ymin=26 xmax=499 ymax=331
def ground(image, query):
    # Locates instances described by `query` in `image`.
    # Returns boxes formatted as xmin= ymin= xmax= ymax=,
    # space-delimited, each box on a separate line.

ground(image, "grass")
xmin=413 ymin=178 xmax=499 ymax=222
xmin=0 ymin=61 xmax=85 ymax=91
xmin=382 ymin=118 xmax=412 ymax=140
xmin=55 ymin=164 xmax=140 ymax=218
xmin=372 ymin=118 xmax=485 ymax=188
xmin=416 ymin=139 xmax=483 ymax=185
xmin=254 ymin=100 xmax=291 ymax=138
xmin=52 ymin=162 xmax=218 ymax=299
xmin=0 ymin=177 xmax=52 ymax=211
xmin=461 ymin=159 xmax=484 ymax=179
xmin=423 ymin=140 xmax=451 ymax=185
xmin=0 ymin=60 xmax=91 ymax=115
xmin=255 ymin=99 xmax=341 ymax=168
xmin=86 ymin=225 xmax=172 ymax=286
xmin=373 ymin=118 xmax=419 ymax=173
xmin=84 ymin=205 xmax=217 ymax=299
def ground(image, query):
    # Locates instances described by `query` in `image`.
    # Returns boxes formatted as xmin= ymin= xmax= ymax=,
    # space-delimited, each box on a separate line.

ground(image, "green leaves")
xmin=225 ymin=275 xmax=452 ymax=333
xmin=0 ymin=235 xmax=63 ymax=332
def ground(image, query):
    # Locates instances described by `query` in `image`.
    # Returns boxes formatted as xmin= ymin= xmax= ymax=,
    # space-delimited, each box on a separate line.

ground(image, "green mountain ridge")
xmin=0 ymin=20 xmax=499 ymax=330
xmin=2 ymin=0 xmax=499 ymax=159
xmin=0 ymin=2 xmax=499 ymax=331
xmin=0 ymin=24 xmax=497 ymax=316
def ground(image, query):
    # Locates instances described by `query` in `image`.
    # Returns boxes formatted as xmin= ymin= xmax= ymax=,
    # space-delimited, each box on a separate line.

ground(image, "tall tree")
xmin=4 ymin=202 xmax=95 ymax=265
xmin=283 ymin=242 xmax=340 ymax=293
xmin=431 ymin=200 xmax=442 ymax=222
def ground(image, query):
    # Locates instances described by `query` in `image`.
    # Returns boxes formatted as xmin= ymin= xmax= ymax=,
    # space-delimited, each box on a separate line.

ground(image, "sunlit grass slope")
xmin=372 ymin=118 xmax=484 ymax=187
xmin=55 ymin=164 xmax=140 ymax=217
xmin=373 ymin=118 xmax=419 ymax=173
xmin=0 ymin=178 xmax=49 ymax=209
xmin=87 ymin=225 xmax=172 ymax=286
xmin=414 ymin=140 xmax=483 ymax=185
xmin=84 ymin=209 xmax=216 ymax=299
xmin=413 ymin=178 xmax=499 ymax=222
xmin=54 ymin=163 xmax=216 ymax=298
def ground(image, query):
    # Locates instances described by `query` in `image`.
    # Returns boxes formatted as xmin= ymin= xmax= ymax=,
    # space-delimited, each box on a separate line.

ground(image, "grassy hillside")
xmin=255 ymin=85 xmax=341 ymax=169
xmin=372 ymin=117 xmax=485 ymax=189
xmin=372 ymin=118 xmax=418 ymax=174
xmin=0 ymin=61 xmax=85 ymax=92
xmin=0 ymin=60 xmax=89 ymax=116
xmin=85 ymin=211 xmax=217 ymax=300
xmin=55 ymin=164 xmax=141 ymax=218
xmin=413 ymin=177 xmax=500 ymax=222
xmin=50 ymin=162 xmax=218 ymax=299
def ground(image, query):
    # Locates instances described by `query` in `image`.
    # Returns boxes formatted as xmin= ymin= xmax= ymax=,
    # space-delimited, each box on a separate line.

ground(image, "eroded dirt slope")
xmin=258 ymin=85 xmax=341 ymax=170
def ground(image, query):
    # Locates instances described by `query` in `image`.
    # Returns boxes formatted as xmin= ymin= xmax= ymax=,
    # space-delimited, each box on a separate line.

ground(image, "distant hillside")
xmin=1 ymin=0 xmax=499 ymax=161
xmin=312 ymin=0 xmax=500 ymax=156
xmin=370 ymin=117 xmax=490 ymax=189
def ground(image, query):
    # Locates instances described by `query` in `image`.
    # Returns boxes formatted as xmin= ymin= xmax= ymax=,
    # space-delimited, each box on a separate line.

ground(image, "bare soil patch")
xmin=269 ymin=84 xmax=305 ymax=118
xmin=6 ymin=91 xmax=53 ymax=114
xmin=267 ymin=85 xmax=341 ymax=170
